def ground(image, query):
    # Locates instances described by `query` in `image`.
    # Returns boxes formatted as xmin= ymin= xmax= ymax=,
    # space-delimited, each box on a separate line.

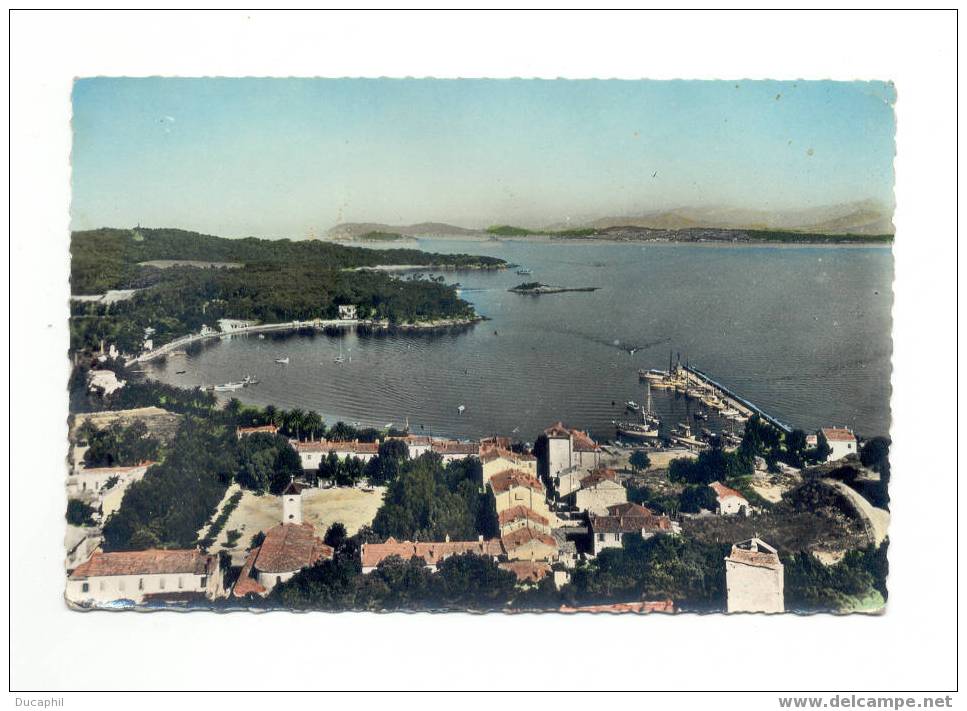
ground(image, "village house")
xmin=430 ymin=440 xmax=480 ymax=464
xmin=498 ymin=505 xmax=552 ymax=537
xmin=66 ymin=462 xmax=153 ymax=500
xmin=388 ymin=434 xmax=434 ymax=459
xmin=292 ymin=439 xmax=380 ymax=470
xmin=66 ymin=549 xmax=223 ymax=606
xmin=551 ymin=529 xmax=579 ymax=568
xmin=480 ymin=447 xmax=538 ymax=485
xmin=488 ymin=469 xmax=554 ymax=521
xmin=338 ymin=304 xmax=358 ymax=320
xmin=541 ymin=422 xmax=604 ymax=481
xmin=709 ymin=481 xmax=750 ymax=516
xmin=725 ymin=538 xmax=785 ymax=614
xmin=500 ymin=527 xmax=559 ymax=562
xmin=817 ymin=427 xmax=858 ymax=462
xmin=588 ymin=502 xmax=679 ymax=556
xmin=236 ymin=424 xmax=279 ymax=439
xmin=568 ymin=468 xmax=628 ymax=515
xmin=499 ymin=560 xmax=552 ymax=587
xmin=359 ymin=536 xmax=504 ymax=574
xmin=233 ymin=486 xmax=333 ymax=597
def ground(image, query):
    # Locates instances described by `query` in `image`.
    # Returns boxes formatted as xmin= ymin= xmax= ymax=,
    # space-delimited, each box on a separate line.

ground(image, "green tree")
xmin=66 ymin=499 xmax=97 ymax=526
xmin=629 ymin=449 xmax=652 ymax=473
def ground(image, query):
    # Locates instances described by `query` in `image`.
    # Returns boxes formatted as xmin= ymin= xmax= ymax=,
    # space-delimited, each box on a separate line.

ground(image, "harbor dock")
xmin=682 ymin=365 xmax=793 ymax=434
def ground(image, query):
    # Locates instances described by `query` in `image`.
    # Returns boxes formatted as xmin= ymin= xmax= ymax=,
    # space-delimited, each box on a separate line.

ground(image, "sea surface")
xmin=144 ymin=239 xmax=893 ymax=443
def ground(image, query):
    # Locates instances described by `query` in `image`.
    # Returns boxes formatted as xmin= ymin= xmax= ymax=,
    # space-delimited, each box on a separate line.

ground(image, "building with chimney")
xmin=725 ymin=538 xmax=785 ymax=614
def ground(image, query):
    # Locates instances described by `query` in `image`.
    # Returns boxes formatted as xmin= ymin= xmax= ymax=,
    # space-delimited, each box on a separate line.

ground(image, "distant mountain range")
xmin=553 ymin=200 xmax=894 ymax=236
xmin=327 ymin=222 xmax=481 ymax=239
xmin=327 ymin=200 xmax=894 ymax=239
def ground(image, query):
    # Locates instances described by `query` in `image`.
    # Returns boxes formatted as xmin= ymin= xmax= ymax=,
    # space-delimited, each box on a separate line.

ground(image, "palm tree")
xmin=303 ymin=411 xmax=323 ymax=441
xmin=263 ymin=405 xmax=278 ymax=427
xmin=287 ymin=409 xmax=307 ymax=441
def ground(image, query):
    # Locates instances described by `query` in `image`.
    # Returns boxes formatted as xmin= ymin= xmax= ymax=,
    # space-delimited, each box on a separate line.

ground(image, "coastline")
xmin=126 ymin=316 xmax=483 ymax=365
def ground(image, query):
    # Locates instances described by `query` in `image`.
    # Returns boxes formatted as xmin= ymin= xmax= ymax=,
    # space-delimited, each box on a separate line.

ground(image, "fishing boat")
xmin=615 ymin=420 xmax=659 ymax=441
xmin=334 ymin=343 xmax=346 ymax=364
xmin=214 ymin=381 xmax=245 ymax=392
xmin=516 ymin=268 xmax=533 ymax=275
xmin=275 ymin=357 xmax=289 ymax=364
xmin=242 ymin=375 xmax=259 ymax=386
xmin=669 ymin=422 xmax=707 ymax=449
xmin=457 ymin=404 xmax=466 ymax=414
xmin=638 ymin=368 xmax=669 ymax=383
xmin=625 ymin=400 xmax=640 ymax=412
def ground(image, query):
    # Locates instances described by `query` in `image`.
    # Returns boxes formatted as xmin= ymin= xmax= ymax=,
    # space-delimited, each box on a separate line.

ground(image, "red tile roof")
xmin=591 ymin=503 xmax=675 ymax=535
xmin=500 ymin=527 xmax=558 ymax=552
xmin=498 ymin=505 xmax=549 ymax=528
xmin=232 ymin=549 xmax=267 ymax=597
xmin=69 ymin=549 xmax=212 ymax=579
xmin=544 ymin=421 xmax=572 ymax=438
xmin=252 ymin=523 xmax=333 ymax=574
xmin=431 ymin=441 xmax=479 ymax=456
xmin=480 ymin=448 xmax=536 ymax=464
xmin=580 ymin=468 xmax=621 ymax=489
xmin=542 ymin=422 xmax=600 ymax=452
xmin=820 ymin=427 xmax=856 ymax=442
xmin=559 ymin=600 xmax=675 ymax=614
xmin=728 ymin=539 xmax=782 ymax=569
xmin=360 ymin=537 xmax=503 ymax=569
xmin=499 ymin=561 xmax=551 ymax=583
xmin=293 ymin=439 xmax=379 ymax=454
xmin=489 ymin=469 xmax=545 ymax=494
xmin=710 ymin=481 xmax=747 ymax=502
xmin=606 ymin=502 xmax=654 ymax=517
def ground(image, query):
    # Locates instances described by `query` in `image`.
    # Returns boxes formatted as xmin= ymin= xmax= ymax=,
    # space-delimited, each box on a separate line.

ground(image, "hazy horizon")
xmin=71 ymin=78 xmax=896 ymax=239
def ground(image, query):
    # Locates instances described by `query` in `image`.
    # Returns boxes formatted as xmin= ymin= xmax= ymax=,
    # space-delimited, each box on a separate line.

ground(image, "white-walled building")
xmin=292 ymin=439 xmax=380 ymax=470
xmin=570 ymin=468 xmax=628 ymax=515
xmin=709 ymin=481 xmax=750 ymax=516
xmin=233 ymin=488 xmax=333 ymax=597
xmin=480 ymin=448 xmax=538 ymax=485
xmin=589 ymin=502 xmax=679 ymax=556
xmin=541 ymin=422 xmax=603 ymax=481
xmin=66 ymin=463 xmax=153 ymax=499
xmin=818 ymin=427 xmax=858 ymax=462
xmin=338 ymin=305 xmax=358 ymax=320
xmin=66 ymin=549 xmax=223 ymax=606
xmin=725 ymin=538 xmax=785 ymax=614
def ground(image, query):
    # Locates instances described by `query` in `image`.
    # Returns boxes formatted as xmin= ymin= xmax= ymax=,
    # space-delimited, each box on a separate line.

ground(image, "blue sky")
xmin=71 ymin=78 xmax=896 ymax=238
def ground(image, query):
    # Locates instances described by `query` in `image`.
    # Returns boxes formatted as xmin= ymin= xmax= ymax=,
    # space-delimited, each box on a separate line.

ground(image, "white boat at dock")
xmin=615 ymin=420 xmax=659 ymax=441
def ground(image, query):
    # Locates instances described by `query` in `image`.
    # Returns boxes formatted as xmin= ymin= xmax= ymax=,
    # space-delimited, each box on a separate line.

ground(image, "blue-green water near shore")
xmin=145 ymin=239 xmax=893 ymax=443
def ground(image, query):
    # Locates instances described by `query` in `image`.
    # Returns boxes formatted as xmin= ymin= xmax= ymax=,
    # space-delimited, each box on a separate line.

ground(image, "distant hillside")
xmin=563 ymin=200 xmax=895 ymax=236
xmin=328 ymin=222 xmax=482 ymax=239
